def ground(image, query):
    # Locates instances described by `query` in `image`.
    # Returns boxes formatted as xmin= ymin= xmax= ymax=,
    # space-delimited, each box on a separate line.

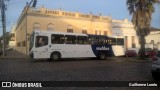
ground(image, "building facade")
xmin=14 ymin=6 xmax=112 ymax=54
xmin=145 ymin=28 xmax=160 ymax=50
xmin=112 ymin=19 xmax=140 ymax=52
xmin=9 ymin=24 xmax=16 ymax=48
xmin=14 ymin=6 xmax=160 ymax=55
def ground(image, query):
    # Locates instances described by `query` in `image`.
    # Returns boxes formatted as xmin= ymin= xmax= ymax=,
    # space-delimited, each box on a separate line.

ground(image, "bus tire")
xmin=98 ymin=53 xmax=106 ymax=60
xmin=50 ymin=52 xmax=61 ymax=61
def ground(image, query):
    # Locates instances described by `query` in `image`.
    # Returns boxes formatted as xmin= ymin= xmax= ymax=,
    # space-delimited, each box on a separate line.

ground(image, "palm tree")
xmin=126 ymin=0 xmax=159 ymax=58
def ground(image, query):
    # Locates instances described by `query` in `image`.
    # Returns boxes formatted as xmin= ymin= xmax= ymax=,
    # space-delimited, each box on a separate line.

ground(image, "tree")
xmin=0 ymin=32 xmax=11 ymax=47
xmin=126 ymin=0 xmax=159 ymax=58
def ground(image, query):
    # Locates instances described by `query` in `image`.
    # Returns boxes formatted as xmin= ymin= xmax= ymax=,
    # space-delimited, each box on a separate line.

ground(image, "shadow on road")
xmin=29 ymin=57 xmax=114 ymax=63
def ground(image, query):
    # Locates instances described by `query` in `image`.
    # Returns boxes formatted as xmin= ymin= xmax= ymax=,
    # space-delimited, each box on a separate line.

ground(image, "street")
xmin=0 ymin=57 xmax=159 ymax=90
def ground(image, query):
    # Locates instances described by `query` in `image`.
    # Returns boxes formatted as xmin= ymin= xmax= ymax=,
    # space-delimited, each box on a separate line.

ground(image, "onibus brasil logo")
xmin=2 ymin=82 xmax=42 ymax=88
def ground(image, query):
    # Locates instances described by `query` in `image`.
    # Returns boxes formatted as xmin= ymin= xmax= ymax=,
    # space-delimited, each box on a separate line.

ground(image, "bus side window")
xmin=88 ymin=37 xmax=97 ymax=45
xmin=105 ymin=38 xmax=108 ymax=44
xmin=109 ymin=38 xmax=116 ymax=45
xmin=117 ymin=38 xmax=124 ymax=45
xmin=51 ymin=34 xmax=64 ymax=44
xmin=88 ymin=37 xmax=92 ymax=45
xmin=36 ymin=36 xmax=48 ymax=47
xmin=112 ymin=38 xmax=116 ymax=45
xmin=108 ymin=39 xmax=112 ymax=45
xmin=65 ymin=35 xmax=76 ymax=44
xmin=77 ymin=36 xmax=88 ymax=45
xmin=99 ymin=37 xmax=105 ymax=45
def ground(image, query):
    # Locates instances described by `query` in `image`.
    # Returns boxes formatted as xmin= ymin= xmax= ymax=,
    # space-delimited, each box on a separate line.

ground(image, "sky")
xmin=1 ymin=0 xmax=160 ymax=36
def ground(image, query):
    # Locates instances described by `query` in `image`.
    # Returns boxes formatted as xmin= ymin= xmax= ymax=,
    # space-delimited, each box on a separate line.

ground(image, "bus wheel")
xmin=50 ymin=52 xmax=61 ymax=61
xmin=98 ymin=53 xmax=106 ymax=60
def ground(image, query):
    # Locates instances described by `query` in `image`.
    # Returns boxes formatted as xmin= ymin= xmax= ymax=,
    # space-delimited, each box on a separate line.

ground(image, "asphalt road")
xmin=0 ymin=57 xmax=159 ymax=90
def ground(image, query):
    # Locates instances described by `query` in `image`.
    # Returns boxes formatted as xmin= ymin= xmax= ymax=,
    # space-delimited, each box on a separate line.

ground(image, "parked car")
xmin=151 ymin=50 xmax=160 ymax=80
xmin=138 ymin=48 xmax=157 ymax=58
xmin=145 ymin=48 xmax=157 ymax=58
xmin=125 ymin=50 xmax=137 ymax=57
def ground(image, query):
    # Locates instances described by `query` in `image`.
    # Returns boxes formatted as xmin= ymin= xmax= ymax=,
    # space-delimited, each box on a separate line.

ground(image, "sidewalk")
xmin=0 ymin=50 xmax=30 ymax=59
xmin=109 ymin=56 xmax=152 ymax=62
xmin=124 ymin=57 xmax=152 ymax=62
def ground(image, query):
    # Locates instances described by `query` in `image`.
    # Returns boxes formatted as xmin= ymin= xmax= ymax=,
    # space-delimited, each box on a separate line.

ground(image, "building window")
xmin=82 ymin=30 xmax=87 ymax=34
xmin=67 ymin=29 xmax=73 ymax=33
xmin=95 ymin=30 xmax=101 ymax=35
xmin=11 ymin=33 xmax=15 ymax=37
xmin=62 ymin=12 xmax=75 ymax=16
xmin=150 ymin=40 xmax=154 ymax=44
xmin=153 ymin=44 xmax=158 ymax=50
xmin=10 ymin=33 xmax=15 ymax=41
xmin=132 ymin=36 xmax=136 ymax=48
xmin=22 ymin=41 xmax=26 ymax=47
xmin=17 ymin=42 xmax=21 ymax=47
xmin=33 ymin=22 xmax=40 ymax=30
xmin=10 ymin=38 xmax=15 ymax=41
xmin=47 ymin=23 xmax=54 ymax=31
xmin=99 ymin=31 xmax=101 ymax=35
xmin=82 ymin=26 xmax=87 ymax=34
xmin=104 ymin=31 xmax=108 ymax=35
xmin=67 ymin=25 xmax=73 ymax=33
xmin=95 ymin=30 xmax=98 ymax=35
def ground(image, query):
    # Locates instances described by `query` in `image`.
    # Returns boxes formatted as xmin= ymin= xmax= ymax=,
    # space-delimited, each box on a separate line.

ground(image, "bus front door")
xmin=34 ymin=36 xmax=49 ymax=59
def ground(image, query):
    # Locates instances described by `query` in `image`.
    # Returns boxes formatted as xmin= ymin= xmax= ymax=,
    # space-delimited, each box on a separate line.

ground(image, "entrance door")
xmin=125 ymin=36 xmax=128 ymax=50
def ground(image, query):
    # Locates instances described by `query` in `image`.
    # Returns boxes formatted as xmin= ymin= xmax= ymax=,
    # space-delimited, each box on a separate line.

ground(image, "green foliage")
xmin=0 ymin=32 xmax=11 ymax=46
xmin=126 ymin=0 xmax=159 ymax=36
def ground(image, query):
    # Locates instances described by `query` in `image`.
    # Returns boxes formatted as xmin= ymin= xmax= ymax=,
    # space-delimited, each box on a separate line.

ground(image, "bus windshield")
xmin=116 ymin=38 xmax=124 ymax=45
xmin=29 ymin=32 xmax=34 ymax=51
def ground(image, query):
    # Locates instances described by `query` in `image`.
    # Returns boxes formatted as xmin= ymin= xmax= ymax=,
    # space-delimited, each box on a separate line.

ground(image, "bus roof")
xmin=33 ymin=30 xmax=87 ymax=36
xmin=87 ymin=34 xmax=108 ymax=38
xmin=108 ymin=35 xmax=124 ymax=38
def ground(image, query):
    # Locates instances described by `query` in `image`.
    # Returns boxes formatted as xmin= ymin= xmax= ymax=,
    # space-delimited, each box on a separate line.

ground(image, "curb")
xmin=0 ymin=57 xmax=30 ymax=60
xmin=125 ymin=58 xmax=152 ymax=62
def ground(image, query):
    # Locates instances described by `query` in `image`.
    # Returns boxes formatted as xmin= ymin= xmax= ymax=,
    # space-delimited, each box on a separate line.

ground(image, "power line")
xmin=7 ymin=0 xmax=29 ymax=6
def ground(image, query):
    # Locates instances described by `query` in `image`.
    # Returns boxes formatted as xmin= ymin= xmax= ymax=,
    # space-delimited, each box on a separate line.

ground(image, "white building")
xmin=9 ymin=24 xmax=16 ymax=49
xmin=112 ymin=19 xmax=140 ymax=53
xmin=145 ymin=27 xmax=160 ymax=50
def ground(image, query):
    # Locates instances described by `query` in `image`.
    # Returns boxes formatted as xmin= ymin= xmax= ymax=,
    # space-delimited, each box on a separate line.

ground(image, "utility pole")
xmin=25 ymin=0 xmax=37 ymax=55
xmin=0 ymin=0 xmax=6 ymax=56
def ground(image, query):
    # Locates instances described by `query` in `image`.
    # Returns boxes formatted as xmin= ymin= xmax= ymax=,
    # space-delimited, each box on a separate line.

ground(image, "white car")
xmin=151 ymin=50 xmax=160 ymax=80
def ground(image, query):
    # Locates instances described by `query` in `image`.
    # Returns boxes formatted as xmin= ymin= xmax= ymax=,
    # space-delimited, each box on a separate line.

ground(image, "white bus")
xmin=109 ymin=35 xmax=125 ymax=56
xmin=29 ymin=30 xmax=124 ymax=61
